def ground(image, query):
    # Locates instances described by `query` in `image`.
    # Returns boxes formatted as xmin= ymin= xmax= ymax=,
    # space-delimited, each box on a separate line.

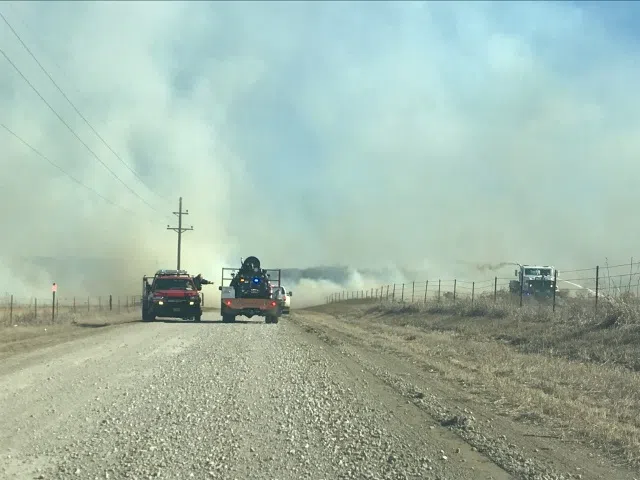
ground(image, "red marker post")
xmin=51 ymin=283 xmax=57 ymax=323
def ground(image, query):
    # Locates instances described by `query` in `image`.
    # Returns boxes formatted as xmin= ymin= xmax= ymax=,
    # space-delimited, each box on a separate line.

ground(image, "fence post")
xmin=392 ymin=284 xmax=396 ymax=301
xmin=424 ymin=280 xmax=428 ymax=303
xmin=109 ymin=294 xmax=113 ymax=311
xmin=472 ymin=282 xmax=475 ymax=306
xmin=9 ymin=294 xmax=13 ymax=324
xmin=595 ymin=265 xmax=599 ymax=313
xmin=552 ymin=270 xmax=558 ymax=312
xmin=386 ymin=285 xmax=389 ymax=299
xmin=401 ymin=283 xmax=404 ymax=302
xmin=412 ymin=281 xmax=415 ymax=303
xmin=519 ymin=273 xmax=524 ymax=307
xmin=453 ymin=279 xmax=457 ymax=302
xmin=51 ymin=290 xmax=55 ymax=324
xmin=438 ymin=280 xmax=441 ymax=302
xmin=56 ymin=297 xmax=59 ymax=319
xmin=494 ymin=277 xmax=497 ymax=303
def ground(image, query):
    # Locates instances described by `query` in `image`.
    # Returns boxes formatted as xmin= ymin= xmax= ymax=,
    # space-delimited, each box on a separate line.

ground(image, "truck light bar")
xmin=155 ymin=269 xmax=189 ymax=276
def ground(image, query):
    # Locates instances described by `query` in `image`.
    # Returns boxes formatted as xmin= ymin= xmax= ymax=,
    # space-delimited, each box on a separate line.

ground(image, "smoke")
xmin=2 ymin=2 xmax=640 ymax=306
xmin=459 ymin=261 xmax=519 ymax=274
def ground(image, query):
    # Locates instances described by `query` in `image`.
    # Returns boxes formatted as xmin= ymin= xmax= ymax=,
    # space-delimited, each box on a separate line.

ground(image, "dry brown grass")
xmin=0 ymin=303 xmax=141 ymax=328
xmin=357 ymin=293 xmax=640 ymax=372
xmin=310 ymin=296 xmax=640 ymax=467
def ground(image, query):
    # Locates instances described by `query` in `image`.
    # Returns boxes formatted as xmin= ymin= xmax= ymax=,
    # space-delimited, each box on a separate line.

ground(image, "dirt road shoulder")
xmin=0 ymin=313 xmax=140 ymax=374
xmin=291 ymin=307 xmax=639 ymax=480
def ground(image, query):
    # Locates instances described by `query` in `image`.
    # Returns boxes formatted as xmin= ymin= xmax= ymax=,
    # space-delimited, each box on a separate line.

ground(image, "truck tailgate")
xmin=223 ymin=298 xmax=277 ymax=309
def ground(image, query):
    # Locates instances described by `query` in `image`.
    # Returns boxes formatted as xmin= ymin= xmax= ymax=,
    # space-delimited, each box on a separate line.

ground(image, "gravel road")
xmin=0 ymin=313 xmax=516 ymax=480
xmin=4 ymin=307 xmax=629 ymax=480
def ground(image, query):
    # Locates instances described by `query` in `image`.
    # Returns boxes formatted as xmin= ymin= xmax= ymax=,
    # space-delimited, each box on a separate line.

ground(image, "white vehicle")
xmin=509 ymin=264 xmax=559 ymax=297
xmin=273 ymin=285 xmax=292 ymax=314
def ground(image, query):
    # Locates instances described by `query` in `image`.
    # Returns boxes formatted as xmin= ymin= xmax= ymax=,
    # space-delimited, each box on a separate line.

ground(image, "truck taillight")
xmin=224 ymin=300 xmax=232 ymax=306
xmin=270 ymin=301 xmax=276 ymax=307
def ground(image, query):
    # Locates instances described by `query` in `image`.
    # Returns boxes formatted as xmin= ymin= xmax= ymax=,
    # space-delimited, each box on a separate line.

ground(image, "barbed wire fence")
xmin=0 ymin=294 xmax=141 ymax=326
xmin=325 ymin=260 xmax=640 ymax=314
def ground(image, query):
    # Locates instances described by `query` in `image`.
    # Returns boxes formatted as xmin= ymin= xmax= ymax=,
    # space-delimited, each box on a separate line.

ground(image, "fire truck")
xmin=142 ymin=269 xmax=203 ymax=322
xmin=218 ymin=256 xmax=282 ymax=324
xmin=509 ymin=264 xmax=559 ymax=298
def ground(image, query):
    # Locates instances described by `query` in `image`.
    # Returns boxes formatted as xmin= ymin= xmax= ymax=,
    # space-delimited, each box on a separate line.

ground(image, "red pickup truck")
xmin=142 ymin=269 xmax=203 ymax=322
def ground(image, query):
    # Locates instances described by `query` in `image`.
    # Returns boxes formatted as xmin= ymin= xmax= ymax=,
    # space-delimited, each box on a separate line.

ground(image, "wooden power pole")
xmin=166 ymin=197 xmax=193 ymax=270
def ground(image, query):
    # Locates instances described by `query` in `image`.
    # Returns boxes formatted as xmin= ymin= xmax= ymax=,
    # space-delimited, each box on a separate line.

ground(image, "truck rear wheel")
xmin=222 ymin=314 xmax=235 ymax=323
xmin=194 ymin=314 xmax=202 ymax=322
xmin=266 ymin=315 xmax=279 ymax=324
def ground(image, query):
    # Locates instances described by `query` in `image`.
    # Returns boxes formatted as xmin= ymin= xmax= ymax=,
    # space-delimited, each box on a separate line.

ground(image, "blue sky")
xmin=2 ymin=1 xmax=640 ymax=296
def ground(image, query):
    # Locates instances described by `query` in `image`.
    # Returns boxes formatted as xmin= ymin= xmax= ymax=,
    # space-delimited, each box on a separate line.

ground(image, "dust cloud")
xmin=1 ymin=2 xmax=640 ymax=306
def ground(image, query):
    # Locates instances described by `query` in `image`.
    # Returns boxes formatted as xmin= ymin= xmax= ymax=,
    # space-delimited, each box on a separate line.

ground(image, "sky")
xmin=1 ymin=0 xmax=640 ymax=304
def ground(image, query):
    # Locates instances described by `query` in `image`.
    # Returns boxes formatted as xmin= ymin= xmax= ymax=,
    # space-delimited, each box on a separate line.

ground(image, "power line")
xmin=1 ymin=122 xmax=142 ymax=217
xmin=0 ymin=10 xmax=171 ymax=207
xmin=0 ymin=45 xmax=161 ymax=214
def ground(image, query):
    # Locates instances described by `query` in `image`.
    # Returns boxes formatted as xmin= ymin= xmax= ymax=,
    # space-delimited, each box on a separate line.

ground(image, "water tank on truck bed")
xmin=218 ymin=256 xmax=282 ymax=324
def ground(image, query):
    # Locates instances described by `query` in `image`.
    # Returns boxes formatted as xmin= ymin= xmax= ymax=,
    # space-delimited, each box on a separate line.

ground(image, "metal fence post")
xmin=553 ymin=270 xmax=558 ymax=312
xmin=9 ymin=294 xmax=13 ymax=324
xmin=472 ymin=282 xmax=475 ymax=305
xmin=519 ymin=274 xmax=524 ymax=307
xmin=109 ymin=294 xmax=113 ymax=311
xmin=401 ymin=283 xmax=404 ymax=302
xmin=595 ymin=265 xmax=599 ymax=313
xmin=411 ymin=281 xmax=415 ymax=303
xmin=453 ymin=279 xmax=457 ymax=302
xmin=424 ymin=280 xmax=428 ymax=303
xmin=494 ymin=277 xmax=497 ymax=302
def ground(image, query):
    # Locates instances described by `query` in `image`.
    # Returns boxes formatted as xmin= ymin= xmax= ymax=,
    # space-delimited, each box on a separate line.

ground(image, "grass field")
xmin=314 ymin=293 xmax=640 ymax=467
xmin=0 ymin=303 xmax=139 ymax=327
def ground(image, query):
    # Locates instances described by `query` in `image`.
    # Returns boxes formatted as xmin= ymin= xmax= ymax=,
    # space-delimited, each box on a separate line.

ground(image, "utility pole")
xmin=166 ymin=197 xmax=193 ymax=270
